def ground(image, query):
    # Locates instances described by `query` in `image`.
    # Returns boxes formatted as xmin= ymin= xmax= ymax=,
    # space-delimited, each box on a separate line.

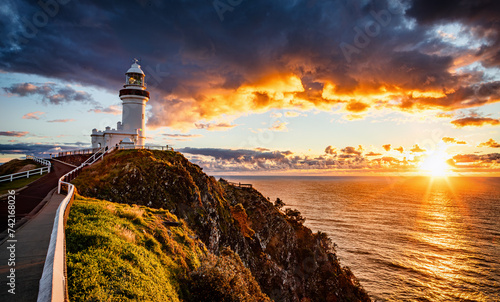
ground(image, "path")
xmin=0 ymin=160 xmax=73 ymax=301
xmin=0 ymin=161 xmax=73 ymax=234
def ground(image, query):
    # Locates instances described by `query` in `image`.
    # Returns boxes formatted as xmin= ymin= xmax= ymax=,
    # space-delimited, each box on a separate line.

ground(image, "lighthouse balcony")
xmin=119 ymin=88 xmax=150 ymax=98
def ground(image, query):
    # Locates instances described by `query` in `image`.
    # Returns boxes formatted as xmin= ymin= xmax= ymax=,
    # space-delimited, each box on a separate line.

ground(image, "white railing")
xmin=27 ymin=155 xmax=52 ymax=167
xmin=57 ymin=147 xmax=107 ymax=194
xmin=54 ymin=147 xmax=99 ymax=158
xmin=38 ymin=147 xmax=110 ymax=302
xmin=0 ymin=156 xmax=52 ymax=183
xmin=118 ymin=145 xmax=174 ymax=151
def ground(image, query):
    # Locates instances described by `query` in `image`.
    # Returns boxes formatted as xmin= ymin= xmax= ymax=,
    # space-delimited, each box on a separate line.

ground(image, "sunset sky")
xmin=1 ymin=0 xmax=499 ymax=175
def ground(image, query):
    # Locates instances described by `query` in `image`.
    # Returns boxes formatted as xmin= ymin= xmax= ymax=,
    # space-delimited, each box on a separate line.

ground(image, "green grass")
xmin=66 ymin=194 xmax=206 ymax=301
xmin=0 ymin=174 xmax=45 ymax=195
xmin=66 ymin=194 xmax=271 ymax=302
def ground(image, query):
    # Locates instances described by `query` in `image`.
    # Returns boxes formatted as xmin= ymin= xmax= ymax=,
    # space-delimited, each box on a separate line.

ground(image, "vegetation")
xmin=66 ymin=194 xmax=269 ymax=301
xmin=284 ymin=208 xmax=306 ymax=226
xmin=0 ymin=174 xmax=44 ymax=195
xmin=188 ymin=248 xmax=270 ymax=302
xmin=274 ymin=197 xmax=285 ymax=210
xmin=0 ymin=159 xmax=42 ymax=176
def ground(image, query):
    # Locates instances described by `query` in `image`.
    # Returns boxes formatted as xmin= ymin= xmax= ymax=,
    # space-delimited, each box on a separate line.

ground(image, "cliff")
xmin=70 ymin=149 xmax=370 ymax=301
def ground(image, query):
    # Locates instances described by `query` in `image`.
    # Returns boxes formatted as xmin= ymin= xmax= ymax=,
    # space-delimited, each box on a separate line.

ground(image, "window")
xmin=127 ymin=73 xmax=143 ymax=86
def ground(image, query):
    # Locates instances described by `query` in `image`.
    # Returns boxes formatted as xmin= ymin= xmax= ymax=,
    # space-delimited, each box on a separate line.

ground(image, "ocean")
xmin=220 ymin=176 xmax=500 ymax=302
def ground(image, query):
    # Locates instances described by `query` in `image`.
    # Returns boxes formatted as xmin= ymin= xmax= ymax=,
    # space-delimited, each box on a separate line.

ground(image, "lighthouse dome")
xmin=126 ymin=62 xmax=145 ymax=75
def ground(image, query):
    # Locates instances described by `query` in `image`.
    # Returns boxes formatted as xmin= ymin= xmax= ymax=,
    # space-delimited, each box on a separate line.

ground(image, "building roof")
xmin=126 ymin=62 xmax=145 ymax=75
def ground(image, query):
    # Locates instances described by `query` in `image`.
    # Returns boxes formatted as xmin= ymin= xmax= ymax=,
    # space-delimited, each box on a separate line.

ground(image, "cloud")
xmin=269 ymin=121 xmax=288 ymax=132
xmin=341 ymin=146 xmax=362 ymax=155
xmin=410 ymin=144 xmax=426 ymax=153
xmin=89 ymin=105 xmax=121 ymax=115
xmin=345 ymin=101 xmax=369 ymax=113
xmin=451 ymin=153 xmax=500 ymax=170
xmin=478 ymin=139 xmax=500 ymax=148
xmin=163 ymin=134 xmax=202 ymax=138
xmin=366 ymin=152 xmax=382 ymax=156
xmin=47 ymin=119 xmax=75 ymax=123
xmin=324 ymin=146 xmax=337 ymax=155
xmin=22 ymin=111 xmax=45 ymax=120
xmin=0 ymin=131 xmax=29 ymax=137
xmin=195 ymin=122 xmax=237 ymax=131
xmin=284 ymin=111 xmax=301 ymax=118
xmin=0 ymin=142 xmax=85 ymax=155
xmin=394 ymin=146 xmax=404 ymax=153
xmin=442 ymin=137 xmax=467 ymax=144
xmin=382 ymin=144 xmax=391 ymax=151
xmin=3 ymin=83 xmax=96 ymax=105
xmin=451 ymin=117 xmax=500 ymax=127
xmin=179 ymin=146 xmax=416 ymax=173
xmin=2 ymin=1 xmax=500 ymax=130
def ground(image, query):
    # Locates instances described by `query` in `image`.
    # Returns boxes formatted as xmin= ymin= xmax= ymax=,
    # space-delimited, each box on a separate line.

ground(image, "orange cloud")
xmin=394 ymin=146 xmax=404 ymax=153
xmin=410 ymin=144 xmax=425 ymax=153
xmin=22 ymin=111 xmax=45 ymax=120
xmin=382 ymin=144 xmax=391 ymax=151
xmin=451 ymin=117 xmax=500 ymax=127
xmin=47 ymin=119 xmax=75 ymax=123
xmin=442 ymin=137 xmax=467 ymax=144
xmin=346 ymin=101 xmax=369 ymax=112
xmin=478 ymin=139 xmax=500 ymax=148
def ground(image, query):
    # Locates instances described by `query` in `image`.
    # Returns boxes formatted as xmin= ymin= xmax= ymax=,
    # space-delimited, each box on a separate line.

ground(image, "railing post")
xmin=27 ymin=170 xmax=30 ymax=178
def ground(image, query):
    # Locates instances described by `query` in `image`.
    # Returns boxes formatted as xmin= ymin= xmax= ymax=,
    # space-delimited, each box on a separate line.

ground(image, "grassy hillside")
xmin=66 ymin=194 xmax=270 ymax=301
xmin=0 ymin=159 xmax=42 ymax=176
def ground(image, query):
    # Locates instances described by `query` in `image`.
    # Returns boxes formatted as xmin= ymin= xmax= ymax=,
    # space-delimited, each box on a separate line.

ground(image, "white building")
xmin=91 ymin=60 xmax=150 ymax=149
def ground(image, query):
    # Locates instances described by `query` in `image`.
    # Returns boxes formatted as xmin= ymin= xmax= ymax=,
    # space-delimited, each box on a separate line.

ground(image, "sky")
xmin=0 ymin=0 xmax=499 ymax=176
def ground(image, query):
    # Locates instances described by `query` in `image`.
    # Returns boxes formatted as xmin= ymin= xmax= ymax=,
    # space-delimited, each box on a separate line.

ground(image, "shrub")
xmin=186 ymin=248 xmax=271 ymax=302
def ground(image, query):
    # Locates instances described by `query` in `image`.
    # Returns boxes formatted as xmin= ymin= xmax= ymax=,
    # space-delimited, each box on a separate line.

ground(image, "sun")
xmin=419 ymin=150 xmax=450 ymax=177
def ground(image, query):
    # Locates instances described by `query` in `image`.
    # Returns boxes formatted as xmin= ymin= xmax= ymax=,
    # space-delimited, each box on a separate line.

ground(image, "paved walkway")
xmin=0 ymin=161 xmax=73 ymax=234
xmin=0 ymin=160 xmax=73 ymax=301
xmin=0 ymin=190 xmax=66 ymax=302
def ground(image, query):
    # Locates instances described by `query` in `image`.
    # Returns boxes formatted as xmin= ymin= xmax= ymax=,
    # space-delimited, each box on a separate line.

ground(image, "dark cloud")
xmin=3 ymin=82 xmax=96 ymax=105
xmin=478 ymin=138 xmax=500 ymax=148
xmin=0 ymin=131 xmax=29 ymax=137
xmin=1 ymin=0 xmax=499 ymax=129
xmin=451 ymin=117 xmax=500 ymax=127
xmin=366 ymin=151 xmax=382 ymax=156
xmin=407 ymin=0 xmax=500 ymax=67
xmin=324 ymin=145 xmax=337 ymax=155
xmin=0 ymin=142 xmax=84 ymax=155
xmin=442 ymin=137 xmax=467 ymax=144
xmin=341 ymin=146 xmax=362 ymax=155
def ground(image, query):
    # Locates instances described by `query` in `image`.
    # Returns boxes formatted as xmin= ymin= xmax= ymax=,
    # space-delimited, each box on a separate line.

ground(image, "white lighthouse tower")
xmin=120 ymin=59 xmax=149 ymax=145
xmin=91 ymin=60 xmax=150 ymax=149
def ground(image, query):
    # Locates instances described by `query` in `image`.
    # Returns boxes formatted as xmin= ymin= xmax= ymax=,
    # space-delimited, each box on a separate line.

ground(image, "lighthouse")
xmin=120 ymin=60 xmax=150 ymax=145
xmin=91 ymin=60 xmax=150 ymax=149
